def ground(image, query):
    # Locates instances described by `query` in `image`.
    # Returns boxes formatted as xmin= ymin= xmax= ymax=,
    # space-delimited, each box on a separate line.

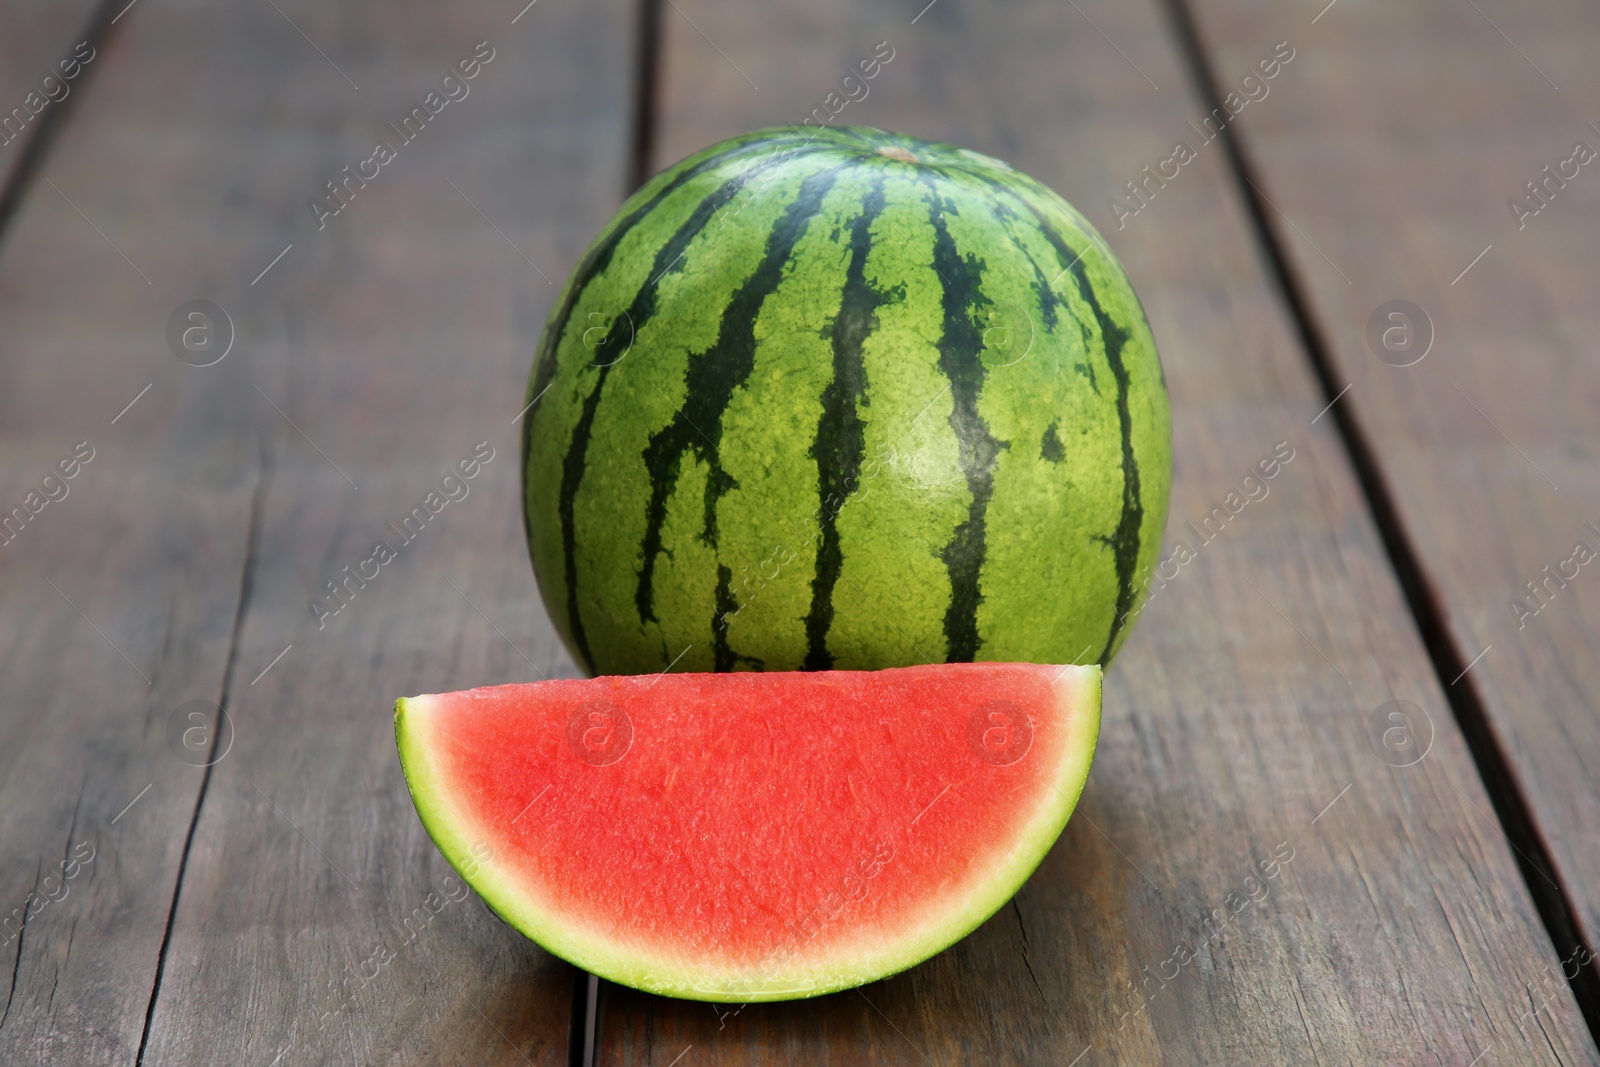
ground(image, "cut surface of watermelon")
xmin=395 ymin=662 xmax=1100 ymax=1001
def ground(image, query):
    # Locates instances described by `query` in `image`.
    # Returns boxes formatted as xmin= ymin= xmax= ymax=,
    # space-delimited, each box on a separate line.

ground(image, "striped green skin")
xmin=522 ymin=126 xmax=1170 ymax=677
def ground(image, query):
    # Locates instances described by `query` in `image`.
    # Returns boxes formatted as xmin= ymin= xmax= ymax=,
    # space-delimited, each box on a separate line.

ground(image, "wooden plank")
xmin=0 ymin=0 xmax=105 ymax=195
xmin=126 ymin=0 xmax=638 ymax=1061
xmin=0 ymin=6 xmax=264 ymax=1066
xmin=0 ymin=0 xmax=631 ymax=1064
xmin=591 ymin=0 xmax=1600 ymax=1062
xmin=1177 ymin=0 xmax=1600 ymax=1002
xmin=0 ymin=414 xmax=257 ymax=1065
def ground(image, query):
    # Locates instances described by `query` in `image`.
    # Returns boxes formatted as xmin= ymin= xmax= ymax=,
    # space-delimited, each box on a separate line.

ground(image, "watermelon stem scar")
xmin=395 ymin=661 xmax=1101 ymax=1001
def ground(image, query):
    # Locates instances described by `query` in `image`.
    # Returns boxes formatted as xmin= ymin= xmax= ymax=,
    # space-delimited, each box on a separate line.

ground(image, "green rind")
xmin=523 ymin=125 xmax=1171 ymax=676
xmin=393 ymin=665 xmax=1101 ymax=1002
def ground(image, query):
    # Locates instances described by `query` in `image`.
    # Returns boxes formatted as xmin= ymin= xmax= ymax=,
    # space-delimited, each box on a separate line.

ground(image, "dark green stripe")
xmin=551 ymin=151 xmax=804 ymax=674
xmin=635 ymin=163 xmax=846 ymax=637
xmin=1041 ymin=423 xmax=1066 ymax=463
xmin=1000 ymin=189 xmax=1143 ymax=664
xmin=523 ymin=133 xmax=810 ymax=431
xmin=983 ymin=193 xmax=1064 ymax=333
xmin=982 ymin=192 xmax=1103 ymax=396
xmin=712 ymin=564 xmax=764 ymax=671
xmin=1091 ymin=295 xmax=1143 ymax=665
xmin=803 ymin=175 xmax=890 ymax=671
xmin=927 ymin=186 xmax=1006 ymax=663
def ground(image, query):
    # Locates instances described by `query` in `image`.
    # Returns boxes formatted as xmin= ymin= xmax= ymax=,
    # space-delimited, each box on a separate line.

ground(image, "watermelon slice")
xmin=394 ymin=662 xmax=1100 ymax=1001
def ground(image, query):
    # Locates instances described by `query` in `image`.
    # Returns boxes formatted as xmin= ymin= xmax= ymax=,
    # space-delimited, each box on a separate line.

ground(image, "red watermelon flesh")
xmin=394 ymin=661 xmax=1100 ymax=1001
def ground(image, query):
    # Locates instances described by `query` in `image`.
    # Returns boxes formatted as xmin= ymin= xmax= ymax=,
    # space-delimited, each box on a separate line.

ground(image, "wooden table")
xmin=2 ymin=0 xmax=1596 ymax=1063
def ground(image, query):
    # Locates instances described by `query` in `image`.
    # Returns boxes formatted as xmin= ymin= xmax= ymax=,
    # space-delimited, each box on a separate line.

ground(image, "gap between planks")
xmin=0 ymin=0 xmax=127 ymax=246
xmin=1160 ymin=0 xmax=1600 ymax=1042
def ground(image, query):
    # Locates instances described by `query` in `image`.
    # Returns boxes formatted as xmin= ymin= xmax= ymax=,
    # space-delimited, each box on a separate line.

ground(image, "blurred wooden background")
xmin=0 ymin=0 xmax=1596 ymax=1063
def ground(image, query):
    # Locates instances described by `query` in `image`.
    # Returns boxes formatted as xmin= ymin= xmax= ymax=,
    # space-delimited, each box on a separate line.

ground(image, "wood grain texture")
xmin=124 ymin=0 xmax=640 ymax=1061
xmin=0 ymin=0 xmax=634 ymax=1062
xmin=1176 ymin=0 xmax=1600 ymax=972
xmin=0 ymin=0 xmax=103 ymax=193
xmin=589 ymin=0 xmax=1600 ymax=1063
xmin=0 ymin=3 xmax=265 ymax=1063
xmin=0 ymin=427 xmax=257 ymax=1066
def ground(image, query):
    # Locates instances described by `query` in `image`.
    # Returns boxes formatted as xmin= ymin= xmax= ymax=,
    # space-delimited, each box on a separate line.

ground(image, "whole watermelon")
xmin=522 ymin=126 xmax=1170 ymax=676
